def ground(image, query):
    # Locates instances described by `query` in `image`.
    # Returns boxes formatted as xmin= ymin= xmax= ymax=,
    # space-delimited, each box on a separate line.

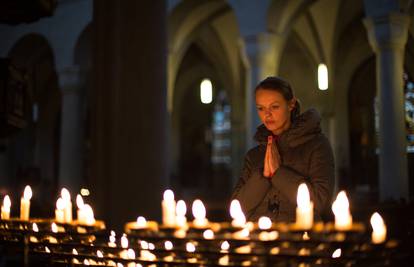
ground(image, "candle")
xmin=76 ymin=194 xmax=85 ymax=223
xmin=332 ymin=191 xmax=352 ymax=230
xmin=20 ymin=185 xmax=32 ymax=220
xmin=175 ymin=200 xmax=187 ymax=228
xmin=258 ymin=216 xmax=272 ymax=230
xmin=192 ymin=199 xmax=208 ymax=228
xmin=203 ymin=229 xmax=214 ymax=239
xmin=55 ymin=198 xmax=65 ymax=223
xmin=1 ymin=195 xmax=11 ymax=220
xmin=108 ymin=230 xmax=116 ymax=247
xmin=332 ymin=248 xmax=341 ymax=258
xmin=230 ymin=199 xmax=246 ymax=227
xmin=83 ymin=204 xmax=96 ymax=225
xmin=61 ymin=188 xmax=72 ymax=223
xmin=296 ymin=183 xmax=313 ymax=229
xmin=162 ymin=189 xmax=176 ymax=226
xmin=136 ymin=216 xmax=147 ymax=228
xmin=370 ymin=212 xmax=387 ymax=244
xmin=164 ymin=241 xmax=173 ymax=250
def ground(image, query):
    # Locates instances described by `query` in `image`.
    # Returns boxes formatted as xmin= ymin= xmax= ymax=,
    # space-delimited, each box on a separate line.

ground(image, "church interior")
xmin=0 ymin=0 xmax=414 ymax=266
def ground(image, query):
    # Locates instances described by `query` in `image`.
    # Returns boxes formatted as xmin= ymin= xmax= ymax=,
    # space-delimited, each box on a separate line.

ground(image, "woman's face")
xmin=255 ymin=88 xmax=295 ymax=135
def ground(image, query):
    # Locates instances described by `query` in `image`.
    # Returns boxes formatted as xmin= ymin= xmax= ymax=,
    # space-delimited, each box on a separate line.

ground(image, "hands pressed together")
xmin=263 ymin=136 xmax=281 ymax=178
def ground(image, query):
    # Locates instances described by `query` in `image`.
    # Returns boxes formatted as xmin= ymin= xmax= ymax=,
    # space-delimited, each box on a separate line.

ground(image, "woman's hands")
xmin=263 ymin=136 xmax=281 ymax=178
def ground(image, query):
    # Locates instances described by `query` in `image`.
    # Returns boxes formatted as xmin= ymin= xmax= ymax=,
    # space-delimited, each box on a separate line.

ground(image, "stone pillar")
xmin=364 ymin=13 xmax=410 ymax=201
xmin=92 ymin=0 xmax=167 ymax=229
xmin=243 ymin=33 xmax=278 ymax=149
xmin=58 ymin=66 xmax=84 ymax=192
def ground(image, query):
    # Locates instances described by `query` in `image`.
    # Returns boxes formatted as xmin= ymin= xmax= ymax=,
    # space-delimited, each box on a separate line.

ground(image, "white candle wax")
xmin=175 ymin=200 xmax=187 ymax=228
xmin=230 ymin=199 xmax=246 ymax=227
xmin=1 ymin=195 xmax=11 ymax=220
xmin=55 ymin=198 xmax=65 ymax=223
xmin=162 ymin=189 xmax=176 ymax=226
xmin=296 ymin=183 xmax=313 ymax=229
xmin=192 ymin=199 xmax=208 ymax=228
xmin=20 ymin=186 xmax=32 ymax=220
xmin=61 ymin=188 xmax=72 ymax=223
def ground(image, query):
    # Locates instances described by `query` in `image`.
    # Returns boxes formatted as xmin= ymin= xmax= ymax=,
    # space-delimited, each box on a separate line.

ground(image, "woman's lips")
xmin=266 ymin=120 xmax=275 ymax=124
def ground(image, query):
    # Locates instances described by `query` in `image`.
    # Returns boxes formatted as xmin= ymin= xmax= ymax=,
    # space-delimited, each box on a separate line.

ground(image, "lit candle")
xmin=61 ymin=188 xmax=72 ymax=223
xmin=332 ymin=248 xmax=341 ymax=258
xmin=175 ymin=200 xmax=187 ymax=228
xmin=20 ymin=185 xmax=32 ymax=220
xmin=230 ymin=200 xmax=246 ymax=227
xmin=120 ymin=234 xmax=129 ymax=259
xmin=370 ymin=212 xmax=387 ymax=244
xmin=332 ymin=191 xmax=352 ymax=230
xmin=136 ymin=216 xmax=147 ymax=228
xmin=258 ymin=216 xmax=272 ymax=230
xmin=203 ymin=229 xmax=214 ymax=239
xmin=76 ymin=194 xmax=85 ymax=223
xmin=55 ymin=198 xmax=65 ymax=223
xmin=108 ymin=230 xmax=116 ymax=247
xmin=1 ymin=195 xmax=11 ymax=220
xmin=192 ymin=199 xmax=208 ymax=228
xmin=296 ymin=183 xmax=313 ymax=229
xmin=83 ymin=204 xmax=95 ymax=225
xmin=162 ymin=189 xmax=176 ymax=226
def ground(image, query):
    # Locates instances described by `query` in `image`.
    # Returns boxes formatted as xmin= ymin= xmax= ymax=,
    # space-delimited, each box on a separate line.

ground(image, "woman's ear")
xmin=289 ymin=97 xmax=297 ymax=111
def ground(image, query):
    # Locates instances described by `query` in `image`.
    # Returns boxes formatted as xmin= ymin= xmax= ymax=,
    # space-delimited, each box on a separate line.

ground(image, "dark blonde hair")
xmin=255 ymin=76 xmax=301 ymax=121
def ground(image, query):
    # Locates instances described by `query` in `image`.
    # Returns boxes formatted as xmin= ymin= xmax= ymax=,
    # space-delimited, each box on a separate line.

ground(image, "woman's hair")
xmin=255 ymin=76 xmax=301 ymax=121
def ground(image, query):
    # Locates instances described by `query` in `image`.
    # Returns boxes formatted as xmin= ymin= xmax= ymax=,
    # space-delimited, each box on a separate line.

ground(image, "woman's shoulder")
xmin=245 ymin=145 xmax=265 ymax=161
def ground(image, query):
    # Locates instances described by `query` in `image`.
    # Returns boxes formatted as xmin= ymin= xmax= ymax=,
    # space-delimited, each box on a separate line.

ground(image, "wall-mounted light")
xmin=200 ymin=79 xmax=213 ymax=104
xmin=318 ymin=63 xmax=328 ymax=90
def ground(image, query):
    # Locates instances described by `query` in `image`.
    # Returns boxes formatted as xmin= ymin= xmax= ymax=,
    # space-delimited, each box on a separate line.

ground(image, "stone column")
xmin=58 ymin=66 xmax=84 ymax=192
xmin=243 ymin=33 xmax=278 ymax=149
xmin=364 ymin=13 xmax=410 ymax=201
xmin=92 ymin=0 xmax=167 ymax=229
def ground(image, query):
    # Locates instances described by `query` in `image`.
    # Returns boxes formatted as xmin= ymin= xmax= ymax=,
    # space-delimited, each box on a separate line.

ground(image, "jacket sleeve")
xmin=270 ymin=137 xmax=335 ymax=215
xmin=231 ymin=152 xmax=271 ymax=217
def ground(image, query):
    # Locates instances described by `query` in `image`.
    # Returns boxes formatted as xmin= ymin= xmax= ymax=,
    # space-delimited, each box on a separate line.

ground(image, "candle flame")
xmin=76 ymin=194 xmax=84 ymax=209
xmin=258 ymin=216 xmax=272 ymax=230
xmin=230 ymin=199 xmax=246 ymax=226
xmin=56 ymin=198 xmax=65 ymax=210
xmin=148 ymin=243 xmax=155 ymax=250
xmin=332 ymin=191 xmax=349 ymax=215
xmin=32 ymin=223 xmax=39 ymax=232
xmin=163 ymin=189 xmax=174 ymax=201
xmin=136 ymin=216 xmax=147 ymax=227
xmin=83 ymin=204 xmax=95 ymax=225
xmin=186 ymin=242 xmax=196 ymax=252
xmin=109 ymin=234 xmax=116 ymax=244
xmin=3 ymin=195 xmax=11 ymax=209
xmin=127 ymin=248 xmax=135 ymax=259
xmin=297 ymin=183 xmax=311 ymax=208
xmin=23 ymin=185 xmax=32 ymax=200
xmin=332 ymin=248 xmax=341 ymax=258
xmin=176 ymin=200 xmax=187 ymax=216
xmin=45 ymin=246 xmax=51 ymax=253
xmin=140 ymin=240 xmax=149 ymax=250
xmin=51 ymin=222 xmax=58 ymax=233
xmin=61 ymin=188 xmax=71 ymax=202
xmin=164 ymin=241 xmax=173 ymax=250
xmin=121 ymin=234 xmax=128 ymax=248
xmin=72 ymin=248 xmax=78 ymax=255
xmin=370 ymin=212 xmax=385 ymax=231
xmin=83 ymin=259 xmax=90 ymax=265
xmin=221 ymin=241 xmax=230 ymax=251
xmin=110 ymin=230 xmax=116 ymax=236
xmin=97 ymin=250 xmax=104 ymax=258
xmin=192 ymin=199 xmax=206 ymax=219
xmin=203 ymin=229 xmax=214 ymax=239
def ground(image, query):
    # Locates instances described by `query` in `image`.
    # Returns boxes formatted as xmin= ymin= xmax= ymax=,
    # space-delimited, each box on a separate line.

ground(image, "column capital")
xmin=363 ymin=12 xmax=410 ymax=52
xmin=58 ymin=66 xmax=83 ymax=94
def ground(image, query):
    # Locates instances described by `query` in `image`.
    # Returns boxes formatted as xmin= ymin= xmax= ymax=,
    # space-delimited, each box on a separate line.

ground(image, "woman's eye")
xmin=257 ymin=107 xmax=264 ymax=111
xmin=271 ymin=105 xmax=279 ymax=110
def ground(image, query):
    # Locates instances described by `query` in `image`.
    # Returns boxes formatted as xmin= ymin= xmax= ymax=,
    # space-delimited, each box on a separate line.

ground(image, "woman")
xmin=232 ymin=76 xmax=334 ymax=222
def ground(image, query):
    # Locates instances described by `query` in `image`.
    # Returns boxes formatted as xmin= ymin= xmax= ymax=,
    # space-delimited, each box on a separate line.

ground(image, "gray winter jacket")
xmin=231 ymin=109 xmax=334 ymax=222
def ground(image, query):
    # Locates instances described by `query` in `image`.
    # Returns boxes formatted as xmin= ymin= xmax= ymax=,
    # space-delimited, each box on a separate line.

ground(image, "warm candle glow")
xmin=163 ymin=189 xmax=174 ymax=201
xmin=76 ymin=194 xmax=84 ymax=209
xmin=332 ymin=191 xmax=353 ymax=230
xmin=3 ymin=195 xmax=11 ymax=210
xmin=221 ymin=241 xmax=230 ymax=251
xmin=23 ymin=186 xmax=32 ymax=201
xmin=230 ymin=199 xmax=246 ymax=227
xmin=61 ymin=188 xmax=70 ymax=202
xmin=51 ymin=222 xmax=58 ymax=233
xmin=97 ymin=250 xmax=104 ymax=258
xmin=140 ymin=240 xmax=149 ymax=250
xmin=186 ymin=242 xmax=196 ymax=253
xmin=318 ymin=63 xmax=329 ymax=90
xmin=165 ymin=241 xmax=173 ymax=250
xmin=370 ymin=212 xmax=387 ymax=244
xmin=32 ymin=223 xmax=39 ymax=232
xmin=258 ymin=216 xmax=272 ymax=230
xmin=127 ymin=249 xmax=135 ymax=259
xmin=136 ymin=216 xmax=147 ymax=228
xmin=121 ymin=234 xmax=128 ymax=248
xmin=72 ymin=248 xmax=78 ymax=255
xmin=192 ymin=199 xmax=208 ymax=227
xmin=200 ymin=78 xmax=213 ymax=104
xmin=83 ymin=204 xmax=95 ymax=225
xmin=203 ymin=229 xmax=214 ymax=239
xmin=332 ymin=248 xmax=341 ymax=258
xmin=176 ymin=200 xmax=186 ymax=216
xmin=296 ymin=183 xmax=313 ymax=229
xmin=56 ymin=198 xmax=65 ymax=210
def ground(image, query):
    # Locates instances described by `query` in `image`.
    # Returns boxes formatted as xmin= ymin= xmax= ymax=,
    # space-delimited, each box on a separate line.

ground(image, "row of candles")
xmin=158 ymin=183 xmax=386 ymax=244
xmin=0 ymin=186 xmax=96 ymax=226
xmin=1 ymin=183 xmax=387 ymax=245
